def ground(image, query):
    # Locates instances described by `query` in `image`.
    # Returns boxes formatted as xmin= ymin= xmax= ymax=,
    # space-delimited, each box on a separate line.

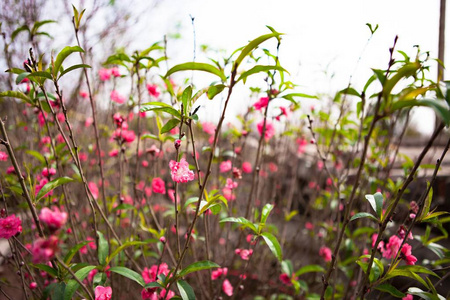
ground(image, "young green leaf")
xmin=161 ymin=119 xmax=181 ymax=134
xmin=178 ymin=260 xmax=220 ymax=278
xmin=0 ymin=91 xmax=32 ymax=104
xmin=407 ymin=287 xmax=445 ymax=300
xmin=374 ymin=283 xmax=405 ymax=298
xmin=63 ymin=265 xmax=97 ymax=300
xmin=365 ymin=192 xmax=383 ymax=218
xmin=295 ymin=264 xmax=325 ymax=277
xmin=63 ymin=241 xmax=89 ymax=264
xmin=106 ymin=240 xmax=156 ymax=266
xmin=260 ymin=203 xmax=274 ymax=225
xmin=109 ymin=266 xmax=145 ymax=287
xmin=165 ymin=62 xmax=226 ymax=82
xmin=220 ymin=217 xmax=258 ymax=233
xmin=349 ymin=212 xmax=379 ymax=223
xmin=36 ymin=176 xmax=74 ymax=202
xmin=177 ymin=279 xmax=196 ymax=300
xmin=207 ymin=84 xmax=226 ymax=100
xmin=97 ymin=231 xmax=109 ymax=266
xmin=237 ymin=65 xmax=288 ymax=84
xmin=233 ymin=32 xmax=282 ymax=72
xmin=53 ymin=46 xmax=84 ymax=77
xmin=181 ymin=86 xmax=193 ymax=115
xmin=261 ymin=232 xmax=282 ymax=262
xmin=59 ymin=64 xmax=91 ymax=78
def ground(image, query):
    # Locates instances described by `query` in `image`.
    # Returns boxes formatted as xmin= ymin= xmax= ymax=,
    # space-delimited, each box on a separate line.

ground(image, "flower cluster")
xmin=169 ymin=158 xmax=194 ymax=183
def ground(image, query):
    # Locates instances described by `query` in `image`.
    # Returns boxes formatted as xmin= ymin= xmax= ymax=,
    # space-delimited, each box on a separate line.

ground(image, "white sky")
xmin=132 ymin=0 xmax=444 ymax=134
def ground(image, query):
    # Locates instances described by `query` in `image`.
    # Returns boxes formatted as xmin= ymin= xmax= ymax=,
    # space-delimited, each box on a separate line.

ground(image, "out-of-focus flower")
xmin=110 ymin=67 xmax=121 ymax=77
xmin=32 ymin=236 xmax=59 ymax=263
xmin=95 ymin=285 xmax=112 ymax=300
xmin=0 ymin=151 xmax=9 ymax=161
xmin=235 ymin=248 xmax=253 ymax=260
xmin=319 ymin=246 xmax=332 ymax=262
xmin=39 ymin=207 xmax=67 ymax=231
xmin=202 ymin=122 xmax=216 ymax=135
xmin=152 ymin=178 xmax=166 ymax=194
xmin=257 ymin=120 xmax=275 ymax=140
xmin=146 ymin=84 xmax=160 ymax=98
xmin=99 ymin=68 xmax=112 ymax=81
xmin=222 ymin=279 xmax=233 ymax=296
xmin=253 ymin=97 xmax=269 ymax=111
xmin=400 ymin=243 xmax=417 ymax=265
xmin=220 ymin=160 xmax=232 ymax=173
xmin=0 ymin=215 xmax=22 ymax=239
xmin=211 ymin=267 xmax=228 ymax=280
xmin=110 ymin=90 xmax=126 ymax=104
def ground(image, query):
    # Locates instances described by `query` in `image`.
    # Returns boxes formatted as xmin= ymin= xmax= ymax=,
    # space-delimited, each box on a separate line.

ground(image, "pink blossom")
xmin=211 ymin=267 xmax=228 ymax=280
xmin=242 ymin=162 xmax=252 ymax=173
xmin=89 ymin=182 xmax=99 ymax=200
xmin=402 ymin=294 xmax=413 ymax=300
xmin=305 ymin=222 xmax=314 ymax=230
xmin=168 ymin=189 xmax=179 ymax=203
xmin=268 ymin=162 xmax=278 ymax=173
xmin=169 ymin=158 xmax=194 ymax=183
xmin=257 ymin=120 xmax=275 ymax=140
xmin=109 ymin=149 xmax=119 ymax=157
xmin=225 ymin=178 xmax=238 ymax=190
xmin=29 ymin=282 xmax=38 ymax=290
xmin=400 ymin=244 xmax=417 ymax=265
xmin=222 ymin=187 xmax=235 ymax=201
xmin=79 ymin=91 xmax=89 ymax=99
xmin=41 ymin=167 xmax=56 ymax=178
xmin=152 ymin=178 xmax=166 ymax=194
xmin=113 ymin=128 xmax=136 ymax=143
xmin=279 ymin=273 xmax=292 ymax=285
xmin=220 ymin=160 xmax=232 ymax=173
xmin=85 ymin=117 xmax=94 ymax=127
xmin=146 ymin=84 xmax=160 ymax=98
xmin=32 ymin=236 xmax=59 ymax=263
xmin=142 ymin=263 xmax=169 ymax=284
xmin=0 ymin=215 xmax=22 ymax=239
xmin=222 ymin=279 xmax=233 ymax=296
xmin=296 ymin=137 xmax=307 ymax=154
xmin=253 ymin=97 xmax=269 ymax=111
xmin=99 ymin=68 xmax=112 ymax=81
xmin=383 ymin=235 xmax=402 ymax=259
xmin=202 ymin=122 xmax=216 ymax=135
xmin=0 ymin=151 xmax=8 ymax=161
xmin=319 ymin=246 xmax=332 ymax=262
xmin=235 ymin=248 xmax=253 ymax=260
xmin=95 ymin=286 xmax=112 ymax=300
xmin=39 ymin=207 xmax=68 ymax=231
xmin=110 ymin=90 xmax=126 ymax=104
xmin=110 ymin=67 xmax=121 ymax=77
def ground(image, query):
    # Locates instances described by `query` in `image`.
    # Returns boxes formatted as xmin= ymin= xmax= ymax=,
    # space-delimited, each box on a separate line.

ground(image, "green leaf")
xmin=178 ymin=260 xmax=220 ymax=278
xmin=375 ymin=283 xmax=406 ymax=298
xmin=106 ymin=240 xmax=156 ymax=266
xmin=26 ymin=150 xmax=46 ymax=164
xmin=281 ymin=92 xmax=318 ymax=104
xmin=233 ymin=32 xmax=282 ymax=72
xmin=220 ymin=217 xmax=258 ymax=233
xmin=50 ymin=282 xmax=65 ymax=300
xmin=261 ymin=232 xmax=282 ymax=262
xmin=140 ymin=102 xmax=181 ymax=119
xmin=165 ymin=62 xmax=226 ymax=82
xmin=109 ymin=266 xmax=145 ymax=287
xmin=365 ymin=193 xmax=383 ymax=218
xmin=383 ymin=62 xmax=420 ymax=99
xmin=350 ymin=212 xmax=379 ymax=222
xmin=340 ymin=87 xmax=361 ymax=97
xmin=32 ymin=263 xmax=58 ymax=277
xmin=36 ymin=176 xmax=74 ymax=202
xmin=207 ymin=84 xmax=226 ymax=100
xmin=396 ymin=265 xmax=439 ymax=277
xmin=161 ymin=119 xmax=180 ymax=134
xmin=181 ymin=86 xmax=192 ymax=115
xmin=28 ymin=71 xmax=52 ymax=81
xmin=97 ymin=231 xmax=108 ymax=266
xmin=63 ymin=241 xmax=89 ymax=264
xmin=237 ymin=65 xmax=288 ymax=84
xmin=407 ymin=287 xmax=445 ymax=300
xmin=281 ymin=260 xmax=294 ymax=277
xmin=295 ymin=264 xmax=325 ymax=277
xmin=260 ymin=203 xmax=274 ymax=225
xmin=177 ymin=279 xmax=196 ymax=300
xmin=111 ymin=203 xmax=136 ymax=213
xmin=53 ymin=46 xmax=84 ymax=77
xmin=59 ymin=64 xmax=91 ymax=78
xmin=144 ymin=281 xmax=163 ymax=289
xmin=391 ymin=99 xmax=450 ymax=126
xmin=0 ymin=91 xmax=32 ymax=104
xmin=63 ymin=265 xmax=97 ymax=300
